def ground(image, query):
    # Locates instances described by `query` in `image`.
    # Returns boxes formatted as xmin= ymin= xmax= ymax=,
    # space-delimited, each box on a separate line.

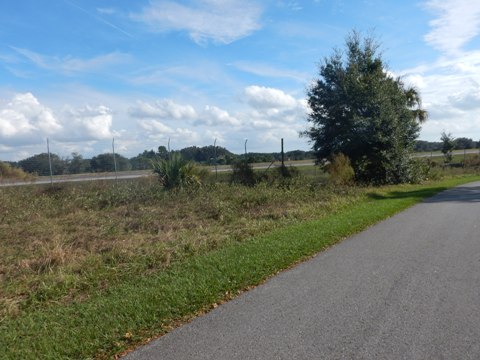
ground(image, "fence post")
xmin=214 ymin=138 xmax=218 ymax=180
xmin=244 ymin=139 xmax=248 ymax=163
xmin=47 ymin=138 xmax=53 ymax=185
xmin=112 ymin=138 xmax=118 ymax=181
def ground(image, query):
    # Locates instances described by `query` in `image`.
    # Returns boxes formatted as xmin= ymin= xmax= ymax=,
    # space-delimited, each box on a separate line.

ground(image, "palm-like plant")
xmin=152 ymin=152 xmax=206 ymax=189
xmin=405 ymin=86 xmax=428 ymax=123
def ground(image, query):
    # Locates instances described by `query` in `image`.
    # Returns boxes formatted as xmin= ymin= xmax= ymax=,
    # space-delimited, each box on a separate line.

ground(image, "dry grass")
xmin=1 ymin=173 xmax=360 ymax=319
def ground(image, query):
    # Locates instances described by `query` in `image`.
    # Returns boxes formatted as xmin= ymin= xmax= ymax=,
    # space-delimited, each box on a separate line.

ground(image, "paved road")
xmin=124 ymin=181 xmax=480 ymax=360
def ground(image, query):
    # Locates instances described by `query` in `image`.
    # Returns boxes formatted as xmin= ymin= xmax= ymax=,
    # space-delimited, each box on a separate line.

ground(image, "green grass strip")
xmin=2 ymin=176 xmax=479 ymax=359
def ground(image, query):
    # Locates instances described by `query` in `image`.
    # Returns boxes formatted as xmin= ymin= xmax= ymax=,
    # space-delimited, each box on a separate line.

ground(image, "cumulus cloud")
xmin=139 ymin=118 xmax=201 ymax=146
xmin=131 ymin=0 xmax=263 ymax=45
xmin=243 ymin=86 xmax=308 ymax=127
xmin=62 ymin=105 xmax=116 ymax=140
xmin=244 ymin=85 xmax=298 ymax=109
xmin=196 ymin=105 xmax=241 ymax=126
xmin=0 ymin=92 xmax=120 ymax=150
xmin=424 ymin=0 xmax=480 ymax=54
xmin=129 ymin=99 xmax=197 ymax=120
xmin=0 ymin=93 xmax=62 ymax=144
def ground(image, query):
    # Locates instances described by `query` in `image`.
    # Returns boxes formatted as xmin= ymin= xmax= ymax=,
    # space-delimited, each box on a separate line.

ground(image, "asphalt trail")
xmin=124 ymin=182 xmax=480 ymax=360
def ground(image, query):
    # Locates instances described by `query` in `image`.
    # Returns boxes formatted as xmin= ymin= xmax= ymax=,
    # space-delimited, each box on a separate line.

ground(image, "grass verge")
xmin=1 ymin=175 xmax=479 ymax=359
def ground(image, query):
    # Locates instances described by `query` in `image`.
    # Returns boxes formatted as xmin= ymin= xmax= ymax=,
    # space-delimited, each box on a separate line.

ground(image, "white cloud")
xmin=0 ymin=93 xmax=62 ymax=144
xmin=12 ymin=47 xmax=131 ymax=75
xmin=0 ymin=93 xmax=120 ymax=152
xmin=139 ymin=119 xmax=173 ymax=134
xmin=243 ymin=86 xmax=308 ymax=127
xmin=244 ymin=85 xmax=298 ymax=109
xmin=63 ymin=105 xmax=117 ymax=140
xmin=131 ymin=0 xmax=263 ymax=45
xmin=129 ymin=99 xmax=197 ymax=120
xmin=197 ymin=105 xmax=241 ymax=126
xmin=139 ymin=118 xmax=201 ymax=147
xmin=424 ymin=0 xmax=480 ymax=54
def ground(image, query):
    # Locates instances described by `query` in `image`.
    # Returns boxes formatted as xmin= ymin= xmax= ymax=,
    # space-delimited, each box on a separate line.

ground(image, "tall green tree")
xmin=440 ymin=132 xmax=456 ymax=163
xmin=304 ymin=31 xmax=427 ymax=184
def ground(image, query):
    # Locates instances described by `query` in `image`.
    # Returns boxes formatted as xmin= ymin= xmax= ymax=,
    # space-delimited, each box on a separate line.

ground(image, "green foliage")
xmin=66 ymin=152 xmax=91 ymax=174
xmin=325 ymin=153 xmax=355 ymax=185
xmin=0 ymin=161 xmax=33 ymax=180
xmin=305 ymin=31 xmax=427 ymax=184
xmin=18 ymin=153 xmax=66 ymax=176
xmin=90 ymin=153 xmax=131 ymax=172
xmin=152 ymin=152 xmax=207 ymax=189
xmin=414 ymin=140 xmax=442 ymax=152
xmin=230 ymin=160 xmax=256 ymax=186
xmin=130 ymin=150 xmax=156 ymax=170
xmin=454 ymin=137 xmax=476 ymax=150
xmin=440 ymin=131 xmax=456 ymax=163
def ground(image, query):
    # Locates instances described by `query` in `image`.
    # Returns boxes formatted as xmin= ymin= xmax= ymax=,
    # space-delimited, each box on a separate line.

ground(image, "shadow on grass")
xmin=368 ymin=184 xmax=480 ymax=204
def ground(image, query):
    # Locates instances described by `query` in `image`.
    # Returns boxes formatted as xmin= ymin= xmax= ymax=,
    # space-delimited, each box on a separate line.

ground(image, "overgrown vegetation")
xmin=152 ymin=152 xmax=208 ymax=189
xmin=1 ymin=164 xmax=479 ymax=358
xmin=325 ymin=153 xmax=355 ymax=185
xmin=0 ymin=161 xmax=33 ymax=181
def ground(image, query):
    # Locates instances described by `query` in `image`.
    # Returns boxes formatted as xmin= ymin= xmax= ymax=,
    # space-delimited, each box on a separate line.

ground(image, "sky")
xmin=1 ymin=0 xmax=480 ymax=161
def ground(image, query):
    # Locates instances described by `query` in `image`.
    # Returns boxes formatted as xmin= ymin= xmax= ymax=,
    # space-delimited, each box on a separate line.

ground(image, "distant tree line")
xmin=6 ymin=146 xmax=315 ymax=176
xmin=414 ymin=138 xmax=479 ymax=152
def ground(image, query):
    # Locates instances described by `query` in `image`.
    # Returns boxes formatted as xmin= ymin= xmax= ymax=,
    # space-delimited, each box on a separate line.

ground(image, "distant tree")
xmin=414 ymin=140 xmax=442 ymax=152
xmin=157 ymin=146 xmax=169 ymax=160
xmin=66 ymin=152 xmax=91 ymax=174
xmin=454 ymin=137 xmax=475 ymax=150
xmin=440 ymin=132 xmax=456 ymax=163
xmin=90 ymin=153 xmax=131 ymax=172
xmin=130 ymin=150 xmax=156 ymax=170
xmin=304 ymin=31 xmax=427 ymax=184
xmin=18 ymin=153 xmax=67 ymax=176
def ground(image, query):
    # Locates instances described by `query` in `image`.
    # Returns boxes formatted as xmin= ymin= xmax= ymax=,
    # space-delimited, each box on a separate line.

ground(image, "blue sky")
xmin=1 ymin=0 xmax=480 ymax=161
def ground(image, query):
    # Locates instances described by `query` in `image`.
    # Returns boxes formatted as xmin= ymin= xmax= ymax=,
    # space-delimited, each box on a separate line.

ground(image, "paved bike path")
xmin=124 ymin=182 xmax=480 ymax=359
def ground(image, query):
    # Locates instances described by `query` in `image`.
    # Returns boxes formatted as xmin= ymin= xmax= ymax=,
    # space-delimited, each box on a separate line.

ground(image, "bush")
xmin=230 ymin=161 xmax=256 ymax=186
xmin=0 ymin=161 xmax=33 ymax=181
xmin=325 ymin=153 xmax=355 ymax=185
xmin=464 ymin=154 xmax=480 ymax=169
xmin=152 ymin=153 xmax=207 ymax=189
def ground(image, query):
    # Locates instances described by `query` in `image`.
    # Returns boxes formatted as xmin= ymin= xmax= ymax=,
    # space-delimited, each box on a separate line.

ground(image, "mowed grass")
xmin=1 ymin=170 xmax=479 ymax=359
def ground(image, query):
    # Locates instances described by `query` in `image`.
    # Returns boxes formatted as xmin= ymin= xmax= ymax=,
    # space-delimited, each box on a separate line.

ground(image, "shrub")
xmin=152 ymin=153 xmax=207 ymax=189
xmin=325 ymin=153 xmax=355 ymax=185
xmin=464 ymin=154 xmax=480 ymax=169
xmin=230 ymin=160 xmax=256 ymax=186
xmin=0 ymin=161 xmax=33 ymax=181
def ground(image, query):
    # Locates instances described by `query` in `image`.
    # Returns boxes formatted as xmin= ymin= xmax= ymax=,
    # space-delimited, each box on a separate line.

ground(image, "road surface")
xmin=124 ymin=181 xmax=480 ymax=360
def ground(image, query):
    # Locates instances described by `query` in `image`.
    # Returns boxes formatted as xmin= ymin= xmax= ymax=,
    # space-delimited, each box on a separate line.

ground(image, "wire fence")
xmin=1 ymin=137 xmax=317 ymax=186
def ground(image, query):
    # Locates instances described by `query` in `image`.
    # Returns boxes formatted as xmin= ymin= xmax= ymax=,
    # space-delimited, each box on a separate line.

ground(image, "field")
xmin=1 ymin=165 xmax=480 ymax=358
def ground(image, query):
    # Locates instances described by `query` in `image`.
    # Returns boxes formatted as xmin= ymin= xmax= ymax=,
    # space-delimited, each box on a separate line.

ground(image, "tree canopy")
xmin=304 ymin=31 xmax=427 ymax=184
